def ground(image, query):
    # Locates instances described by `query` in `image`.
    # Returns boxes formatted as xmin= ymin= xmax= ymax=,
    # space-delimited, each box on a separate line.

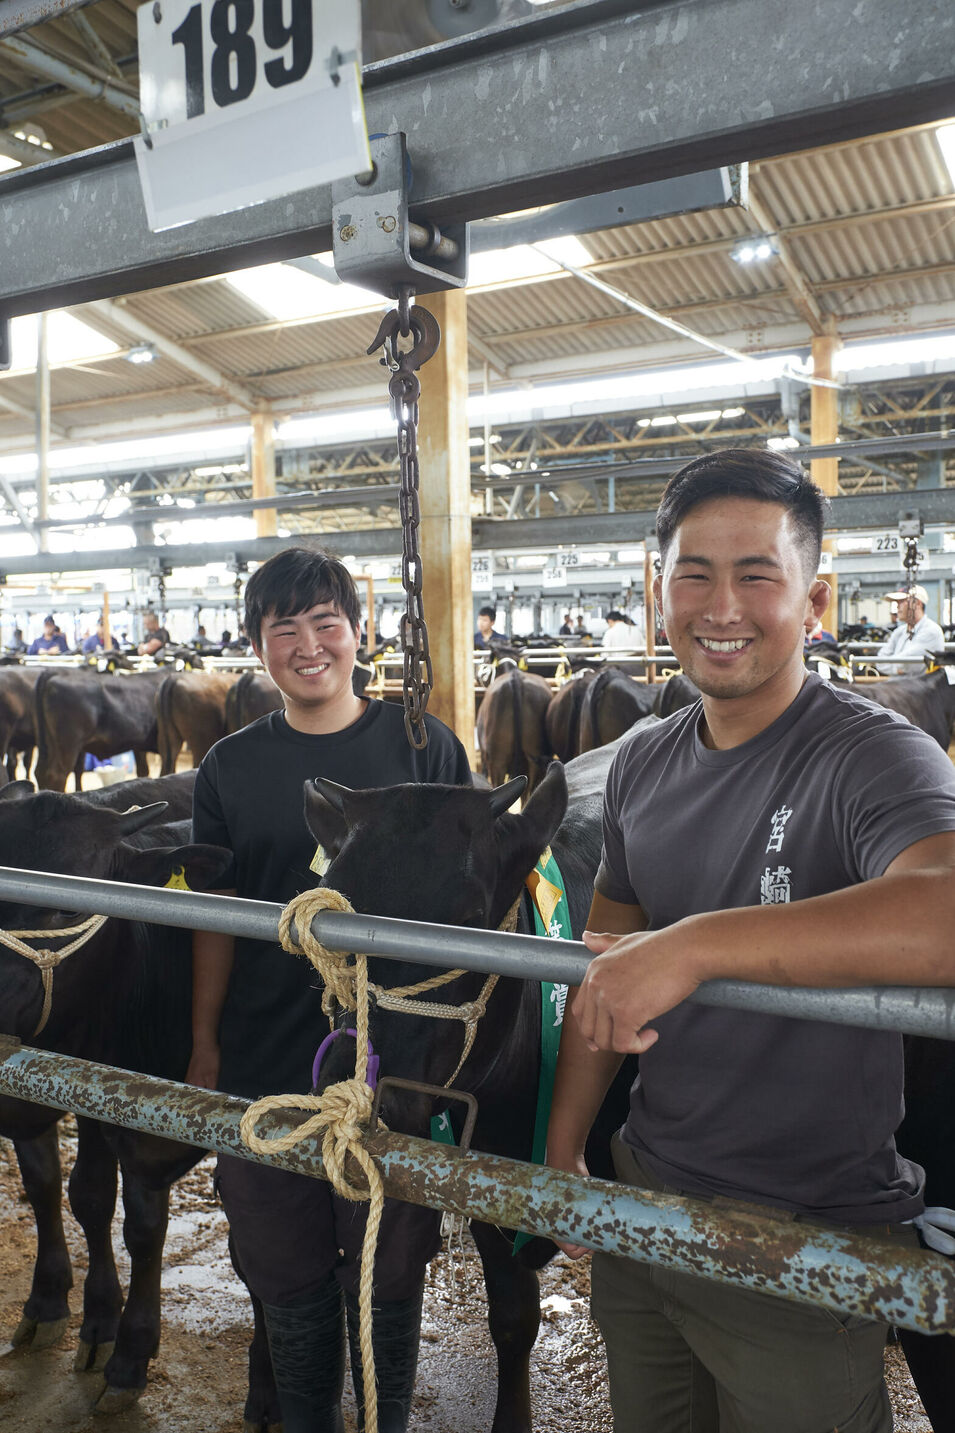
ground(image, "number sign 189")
xmin=172 ymin=0 xmax=313 ymax=118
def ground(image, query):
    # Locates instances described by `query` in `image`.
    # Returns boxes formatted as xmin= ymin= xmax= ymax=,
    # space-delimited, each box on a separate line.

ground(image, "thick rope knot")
xmin=279 ymin=887 xmax=361 ymax=1016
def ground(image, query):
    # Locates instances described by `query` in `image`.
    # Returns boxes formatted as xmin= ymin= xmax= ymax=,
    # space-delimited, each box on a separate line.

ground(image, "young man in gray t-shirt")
xmin=547 ymin=448 xmax=955 ymax=1433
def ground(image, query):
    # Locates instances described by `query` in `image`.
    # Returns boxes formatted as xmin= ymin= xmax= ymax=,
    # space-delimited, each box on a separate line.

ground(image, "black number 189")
xmin=171 ymin=0 xmax=313 ymax=119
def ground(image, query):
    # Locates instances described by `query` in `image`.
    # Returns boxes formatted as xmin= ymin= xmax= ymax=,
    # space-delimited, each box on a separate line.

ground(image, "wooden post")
xmin=101 ymin=590 xmax=111 ymax=651
xmin=251 ymin=410 xmax=277 ymax=538
xmin=413 ymin=290 xmax=475 ymax=765
xmin=810 ymin=329 xmax=840 ymax=635
xmin=644 ymin=546 xmax=657 ymax=680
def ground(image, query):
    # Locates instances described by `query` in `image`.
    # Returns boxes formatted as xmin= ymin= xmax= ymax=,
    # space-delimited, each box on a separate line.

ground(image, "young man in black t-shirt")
xmin=189 ymin=547 xmax=470 ymax=1433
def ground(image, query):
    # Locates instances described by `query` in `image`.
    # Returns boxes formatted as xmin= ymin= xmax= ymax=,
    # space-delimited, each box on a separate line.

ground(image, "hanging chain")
xmin=367 ymin=287 xmax=441 ymax=749
xmin=902 ymin=535 xmax=922 ymax=636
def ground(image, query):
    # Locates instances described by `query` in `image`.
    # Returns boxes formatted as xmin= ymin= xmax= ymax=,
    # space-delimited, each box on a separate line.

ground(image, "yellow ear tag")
xmin=310 ymin=844 xmax=330 ymax=877
xmin=164 ymin=865 xmax=191 ymax=891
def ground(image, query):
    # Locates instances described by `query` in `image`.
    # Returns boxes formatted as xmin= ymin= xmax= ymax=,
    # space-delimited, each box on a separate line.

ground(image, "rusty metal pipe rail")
xmin=0 ymin=1035 xmax=950 ymax=1334
xmin=0 ymin=867 xmax=954 ymax=1040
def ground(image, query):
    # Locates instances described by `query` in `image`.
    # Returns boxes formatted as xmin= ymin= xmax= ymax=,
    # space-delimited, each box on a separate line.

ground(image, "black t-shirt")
xmin=193 ymin=699 xmax=472 ymax=1097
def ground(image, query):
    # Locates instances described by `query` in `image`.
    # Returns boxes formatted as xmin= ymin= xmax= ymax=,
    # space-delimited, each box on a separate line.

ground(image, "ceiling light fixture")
xmin=126 ymin=343 xmax=157 ymax=365
xmin=731 ymin=236 xmax=777 ymax=265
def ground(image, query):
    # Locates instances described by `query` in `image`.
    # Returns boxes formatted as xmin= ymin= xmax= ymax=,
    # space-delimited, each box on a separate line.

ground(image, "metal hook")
xmin=366 ymin=305 xmax=441 ymax=375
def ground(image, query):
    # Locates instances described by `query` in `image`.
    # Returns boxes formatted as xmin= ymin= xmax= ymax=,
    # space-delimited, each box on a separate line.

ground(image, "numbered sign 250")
xmin=171 ymin=0 xmax=312 ymax=117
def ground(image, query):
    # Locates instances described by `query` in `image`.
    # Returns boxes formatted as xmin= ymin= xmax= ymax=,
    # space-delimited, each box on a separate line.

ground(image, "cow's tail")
xmin=587 ymin=666 xmax=618 ymax=750
xmin=511 ymin=669 xmax=527 ymax=779
xmin=34 ymin=670 xmax=55 ymax=787
xmin=156 ymin=673 xmax=179 ymax=775
xmin=567 ymin=676 xmax=589 ymax=759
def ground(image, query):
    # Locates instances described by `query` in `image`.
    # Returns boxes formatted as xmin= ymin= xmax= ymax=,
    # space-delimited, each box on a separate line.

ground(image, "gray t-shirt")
xmin=597 ymin=672 xmax=955 ymax=1223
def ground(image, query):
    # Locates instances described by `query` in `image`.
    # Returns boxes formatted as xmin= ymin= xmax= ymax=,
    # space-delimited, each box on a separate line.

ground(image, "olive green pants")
xmin=591 ymin=1136 xmax=914 ymax=1433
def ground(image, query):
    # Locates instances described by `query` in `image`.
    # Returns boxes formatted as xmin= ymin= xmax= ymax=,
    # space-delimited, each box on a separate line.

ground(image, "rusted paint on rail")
xmin=0 ymin=1036 xmax=952 ymax=1334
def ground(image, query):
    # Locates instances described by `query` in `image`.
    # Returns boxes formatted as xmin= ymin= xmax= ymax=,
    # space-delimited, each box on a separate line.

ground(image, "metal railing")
xmin=0 ymin=868 xmax=953 ymax=1042
xmin=0 ymin=1037 xmax=951 ymax=1334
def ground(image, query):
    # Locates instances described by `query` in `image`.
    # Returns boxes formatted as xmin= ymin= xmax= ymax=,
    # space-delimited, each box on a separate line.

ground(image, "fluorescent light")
xmin=226 ymin=261 xmax=382 ymax=322
xmin=937 ymin=123 xmax=955 ymax=188
xmin=835 ymin=333 xmax=955 ymax=372
xmin=126 ymin=343 xmax=157 ymax=365
xmin=767 ymin=436 xmax=801 ymax=451
xmin=650 ymin=415 xmax=678 ymax=427
xmin=8 ymin=313 xmax=120 ymax=371
xmin=637 ymin=418 xmax=652 ymax=428
xmin=721 ymin=407 xmax=745 ymax=418
xmin=468 ymin=434 xmax=502 ymax=447
xmin=676 ymin=410 xmax=722 ymax=423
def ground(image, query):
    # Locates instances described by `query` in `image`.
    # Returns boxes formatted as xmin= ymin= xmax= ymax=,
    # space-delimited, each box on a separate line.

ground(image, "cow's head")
xmin=0 ymin=786 xmax=232 ymax=1037
xmin=302 ymin=763 xmax=568 ymax=1134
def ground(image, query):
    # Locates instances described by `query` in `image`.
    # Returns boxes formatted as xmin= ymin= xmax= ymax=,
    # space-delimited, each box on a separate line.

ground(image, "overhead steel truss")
xmin=0 ymin=0 xmax=953 ymax=315
xmin=2 ymin=485 xmax=955 ymax=577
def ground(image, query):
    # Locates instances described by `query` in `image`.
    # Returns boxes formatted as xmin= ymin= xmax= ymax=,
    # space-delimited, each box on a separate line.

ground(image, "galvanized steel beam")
xmin=0 ymin=0 xmax=953 ymax=314
xmin=0 ymin=0 xmax=95 ymax=38
xmin=0 ymin=867 xmax=953 ymax=1040
xmin=6 ymin=488 xmax=955 ymax=574
xmin=0 ymin=1035 xmax=950 ymax=1333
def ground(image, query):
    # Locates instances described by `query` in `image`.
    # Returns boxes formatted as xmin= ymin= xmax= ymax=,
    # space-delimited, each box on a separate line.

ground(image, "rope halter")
xmin=240 ymin=883 xmax=523 ymax=1433
xmin=0 ymin=914 xmax=109 ymax=1037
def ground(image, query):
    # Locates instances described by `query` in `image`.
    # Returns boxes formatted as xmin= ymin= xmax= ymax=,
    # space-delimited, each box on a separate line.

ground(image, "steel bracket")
xmin=332 ymin=132 xmax=468 ymax=299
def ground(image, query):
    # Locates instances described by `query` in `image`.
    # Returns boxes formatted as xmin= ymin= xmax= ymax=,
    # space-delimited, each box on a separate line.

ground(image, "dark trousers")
xmin=216 ymin=1153 xmax=442 ymax=1306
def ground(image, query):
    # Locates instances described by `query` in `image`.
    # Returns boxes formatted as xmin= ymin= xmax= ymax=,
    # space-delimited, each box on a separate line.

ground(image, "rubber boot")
xmin=344 ymin=1288 xmax=423 ymax=1433
xmin=262 ymin=1277 xmax=346 ymax=1433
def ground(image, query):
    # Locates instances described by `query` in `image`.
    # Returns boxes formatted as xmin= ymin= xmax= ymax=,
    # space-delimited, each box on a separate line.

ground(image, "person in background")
xmin=193 ymin=624 xmax=214 ymax=650
xmin=602 ymin=610 xmax=640 ymax=653
xmin=876 ymin=586 xmax=945 ymax=675
xmin=804 ymin=615 xmax=835 ymax=646
xmin=82 ymin=616 xmax=117 ymax=655
xmin=474 ymin=605 xmax=505 ymax=649
xmin=28 ymin=616 xmax=69 ymax=656
xmin=137 ymin=611 xmax=171 ymax=657
xmin=574 ymin=616 xmax=591 ymax=640
xmin=8 ymin=627 xmax=26 ymax=654
xmin=559 ymin=612 xmax=574 ymax=636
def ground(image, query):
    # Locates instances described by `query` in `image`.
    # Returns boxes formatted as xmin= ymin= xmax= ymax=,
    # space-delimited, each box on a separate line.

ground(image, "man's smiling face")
xmin=655 ymin=496 xmax=827 ymax=706
xmin=253 ymin=600 xmax=360 ymax=712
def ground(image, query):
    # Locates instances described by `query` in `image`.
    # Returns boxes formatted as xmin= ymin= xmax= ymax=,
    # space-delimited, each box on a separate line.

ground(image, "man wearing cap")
xmin=876 ymin=586 xmax=945 ymax=675
xmin=27 ymin=616 xmax=69 ymax=656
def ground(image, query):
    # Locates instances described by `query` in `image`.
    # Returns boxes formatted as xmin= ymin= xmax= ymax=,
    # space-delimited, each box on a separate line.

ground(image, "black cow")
xmin=0 ymin=666 xmax=42 ymax=781
xmin=224 ymin=671 xmax=284 ymax=735
xmin=34 ymin=668 xmax=169 ymax=791
xmin=301 ymin=733 xmax=648 ymax=1433
xmin=852 ymin=667 xmax=955 ymax=750
xmin=0 ymin=780 xmax=280 ymax=1426
xmin=578 ymin=667 xmax=659 ymax=752
xmin=654 ymin=671 xmax=700 ymax=719
xmin=544 ymin=670 xmax=597 ymax=761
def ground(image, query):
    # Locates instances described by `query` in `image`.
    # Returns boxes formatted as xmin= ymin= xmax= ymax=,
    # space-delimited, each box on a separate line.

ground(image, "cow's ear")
xmin=114 ymin=842 xmax=234 ymax=892
xmin=0 ymin=779 xmax=36 ymax=802
xmin=492 ymin=762 xmax=567 ymax=923
xmin=303 ymin=779 xmax=348 ymax=858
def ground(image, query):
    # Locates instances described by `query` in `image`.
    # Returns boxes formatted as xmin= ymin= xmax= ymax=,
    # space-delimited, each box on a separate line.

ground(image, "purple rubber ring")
xmin=312 ymin=1028 xmax=379 ymax=1091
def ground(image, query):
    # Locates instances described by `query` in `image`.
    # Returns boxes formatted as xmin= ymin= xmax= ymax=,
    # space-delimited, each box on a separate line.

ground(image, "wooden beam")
xmin=250 ymin=411 xmax=277 ymax=538
xmin=414 ymin=290 xmax=475 ymax=764
xmin=811 ymin=330 xmax=841 ymax=635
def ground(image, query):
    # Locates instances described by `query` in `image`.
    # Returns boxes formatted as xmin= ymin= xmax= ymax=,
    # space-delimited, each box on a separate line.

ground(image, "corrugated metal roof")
xmin=0 ymin=18 xmax=953 ymax=443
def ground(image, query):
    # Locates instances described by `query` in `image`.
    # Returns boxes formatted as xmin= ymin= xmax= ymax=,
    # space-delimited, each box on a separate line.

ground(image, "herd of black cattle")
xmin=0 ymin=656 xmax=951 ymax=1428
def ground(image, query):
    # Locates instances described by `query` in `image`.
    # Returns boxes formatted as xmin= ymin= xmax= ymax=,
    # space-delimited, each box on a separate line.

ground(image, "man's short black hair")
xmin=245 ymin=547 xmax=361 ymax=648
xmin=656 ymin=448 xmax=829 ymax=580
xmin=477 ymin=605 xmax=497 ymax=620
